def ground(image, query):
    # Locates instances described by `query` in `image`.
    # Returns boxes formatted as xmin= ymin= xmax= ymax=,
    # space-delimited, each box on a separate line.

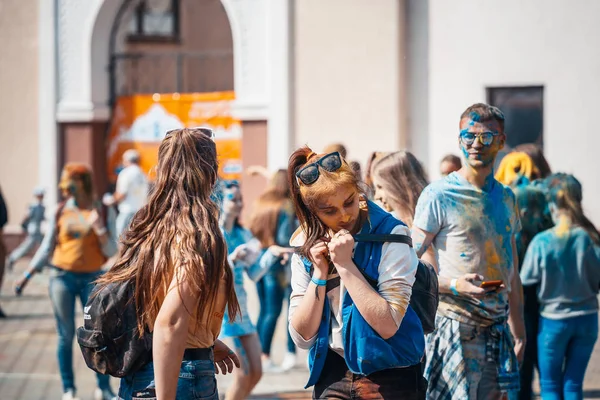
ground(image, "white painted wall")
xmin=428 ymin=0 xmax=600 ymax=224
xmin=0 ymin=0 xmax=39 ymax=231
xmin=294 ymin=0 xmax=402 ymax=168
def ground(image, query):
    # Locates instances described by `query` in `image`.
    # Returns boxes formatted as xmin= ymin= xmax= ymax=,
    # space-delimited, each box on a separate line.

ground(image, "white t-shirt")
xmin=116 ymin=164 xmax=149 ymax=214
xmin=413 ymin=172 xmax=521 ymax=326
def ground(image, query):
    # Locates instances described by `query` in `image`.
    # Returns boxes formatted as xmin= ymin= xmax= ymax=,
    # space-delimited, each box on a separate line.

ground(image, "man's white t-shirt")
xmin=116 ymin=164 xmax=148 ymax=214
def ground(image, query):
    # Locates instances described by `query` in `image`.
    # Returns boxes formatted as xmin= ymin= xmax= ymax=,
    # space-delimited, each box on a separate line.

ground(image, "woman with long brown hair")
xmin=15 ymin=163 xmax=117 ymax=400
xmin=521 ymin=173 xmax=600 ymax=399
xmin=288 ymin=147 xmax=426 ymax=399
xmin=370 ymin=151 xmax=429 ymax=228
xmin=248 ymin=169 xmax=296 ymax=372
xmin=97 ymin=128 xmax=240 ymax=400
xmin=370 ymin=150 xmax=438 ymax=269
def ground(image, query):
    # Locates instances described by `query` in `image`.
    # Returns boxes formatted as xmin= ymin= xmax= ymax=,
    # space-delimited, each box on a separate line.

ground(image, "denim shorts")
xmin=118 ymin=360 xmax=218 ymax=400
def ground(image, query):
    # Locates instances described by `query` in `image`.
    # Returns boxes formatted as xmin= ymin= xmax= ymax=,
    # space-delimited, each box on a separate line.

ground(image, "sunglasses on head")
xmin=165 ymin=127 xmax=215 ymax=140
xmin=459 ymin=131 xmax=499 ymax=146
xmin=296 ymin=152 xmax=343 ymax=186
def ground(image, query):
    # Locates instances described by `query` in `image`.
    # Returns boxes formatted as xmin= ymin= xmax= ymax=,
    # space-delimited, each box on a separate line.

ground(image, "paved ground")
xmin=3 ymin=258 xmax=600 ymax=399
xmin=0 ymin=259 xmax=310 ymax=400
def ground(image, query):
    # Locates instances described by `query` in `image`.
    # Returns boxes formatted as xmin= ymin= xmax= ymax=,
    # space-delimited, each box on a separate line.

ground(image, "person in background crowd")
xmin=97 ymin=128 xmax=240 ymax=400
xmin=219 ymin=180 xmax=290 ymax=399
xmin=513 ymin=183 xmax=553 ymax=400
xmin=288 ymin=147 xmax=426 ymax=399
xmin=0 ymin=186 xmax=8 ymax=318
xmin=521 ymin=173 xmax=600 ymax=400
xmin=496 ymin=150 xmax=552 ymax=400
xmin=349 ymin=161 xmax=362 ymax=181
xmin=323 ymin=143 xmax=348 ymax=160
xmin=15 ymin=163 xmax=117 ymax=400
xmin=495 ymin=152 xmax=540 ymax=187
xmin=371 ymin=151 xmax=428 ymax=227
xmin=364 ymin=151 xmax=386 ymax=196
xmin=7 ymin=187 xmax=46 ymax=271
xmin=514 ymin=143 xmax=552 ymax=179
xmin=248 ymin=170 xmax=297 ymax=372
xmin=103 ymin=149 xmax=148 ymax=239
xmin=439 ymin=154 xmax=462 ymax=177
xmin=371 ymin=150 xmax=437 ymax=268
xmin=412 ymin=103 xmax=525 ymax=399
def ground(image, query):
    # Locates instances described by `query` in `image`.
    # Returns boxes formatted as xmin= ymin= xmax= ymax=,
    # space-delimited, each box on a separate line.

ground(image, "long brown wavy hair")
xmin=288 ymin=146 xmax=364 ymax=259
xmin=371 ymin=150 xmax=429 ymax=227
xmin=248 ymin=169 xmax=293 ymax=248
xmin=97 ymin=128 xmax=239 ymax=335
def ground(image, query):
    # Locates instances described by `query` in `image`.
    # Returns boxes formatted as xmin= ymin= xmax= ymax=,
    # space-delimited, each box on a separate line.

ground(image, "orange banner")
xmin=107 ymin=92 xmax=242 ymax=183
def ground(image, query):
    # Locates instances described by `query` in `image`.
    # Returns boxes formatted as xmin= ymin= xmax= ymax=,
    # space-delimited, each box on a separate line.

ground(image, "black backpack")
xmin=354 ymin=234 xmax=439 ymax=334
xmin=76 ymin=280 xmax=152 ymax=377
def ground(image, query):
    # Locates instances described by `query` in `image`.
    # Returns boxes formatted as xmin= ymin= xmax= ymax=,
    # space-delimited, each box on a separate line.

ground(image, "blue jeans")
xmin=48 ymin=268 xmax=111 ymax=393
xmin=538 ymin=313 xmax=598 ymax=400
xmin=256 ymin=266 xmax=285 ymax=355
xmin=118 ymin=361 xmax=218 ymax=399
xmin=8 ymin=234 xmax=42 ymax=262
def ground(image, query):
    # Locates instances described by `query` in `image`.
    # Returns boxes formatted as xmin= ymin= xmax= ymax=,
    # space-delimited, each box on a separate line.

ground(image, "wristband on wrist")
xmin=24 ymin=271 xmax=33 ymax=280
xmin=311 ymin=277 xmax=327 ymax=287
xmin=450 ymin=278 xmax=459 ymax=296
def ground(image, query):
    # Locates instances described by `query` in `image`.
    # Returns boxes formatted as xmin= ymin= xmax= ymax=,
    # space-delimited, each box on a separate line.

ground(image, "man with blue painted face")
xmin=412 ymin=103 xmax=526 ymax=400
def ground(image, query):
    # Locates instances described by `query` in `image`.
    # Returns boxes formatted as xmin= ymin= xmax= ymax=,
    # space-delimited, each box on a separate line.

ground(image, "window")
xmin=487 ymin=86 xmax=544 ymax=149
xmin=128 ymin=0 xmax=179 ymax=42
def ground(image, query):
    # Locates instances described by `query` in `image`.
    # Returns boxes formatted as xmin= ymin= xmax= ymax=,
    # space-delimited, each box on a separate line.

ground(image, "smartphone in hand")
xmin=480 ymin=280 xmax=503 ymax=289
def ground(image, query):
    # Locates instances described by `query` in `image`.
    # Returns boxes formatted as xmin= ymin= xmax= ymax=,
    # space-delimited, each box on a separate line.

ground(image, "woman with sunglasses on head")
xmin=288 ymin=147 xmax=427 ymax=399
xmin=96 ymin=128 xmax=241 ymax=400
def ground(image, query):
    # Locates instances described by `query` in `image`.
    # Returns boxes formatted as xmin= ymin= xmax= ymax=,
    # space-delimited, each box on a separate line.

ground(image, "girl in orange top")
xmin=17 ymin=163 xmax=118 ymax=400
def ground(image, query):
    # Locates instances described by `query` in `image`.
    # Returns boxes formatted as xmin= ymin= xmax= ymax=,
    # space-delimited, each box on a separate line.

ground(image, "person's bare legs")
xmin=225 ymin=333 xmax=263 ymax=400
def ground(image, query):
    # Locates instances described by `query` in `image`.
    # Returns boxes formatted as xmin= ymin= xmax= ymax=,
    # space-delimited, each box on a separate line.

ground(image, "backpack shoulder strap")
xmin=352 ymin=234 xmax=413 ymax=290
xmin=353 ymin=234 xmax=413 ymax=248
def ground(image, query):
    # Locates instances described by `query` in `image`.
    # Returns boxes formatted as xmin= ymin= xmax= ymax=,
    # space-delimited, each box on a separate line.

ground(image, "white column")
xmin=266 ymin=0 xmax=292 ymax=170
xmin=38 ymin=0 xmax=58 ymax=211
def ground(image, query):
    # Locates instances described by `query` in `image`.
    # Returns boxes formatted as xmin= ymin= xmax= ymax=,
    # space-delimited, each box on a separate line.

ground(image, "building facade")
xmin=1 ymin=0 xmax=599 ymax=247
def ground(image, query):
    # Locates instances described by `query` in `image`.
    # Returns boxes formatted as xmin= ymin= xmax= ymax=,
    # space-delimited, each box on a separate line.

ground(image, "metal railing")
xmin=109 ymin=50 xmax=234 ymax=102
